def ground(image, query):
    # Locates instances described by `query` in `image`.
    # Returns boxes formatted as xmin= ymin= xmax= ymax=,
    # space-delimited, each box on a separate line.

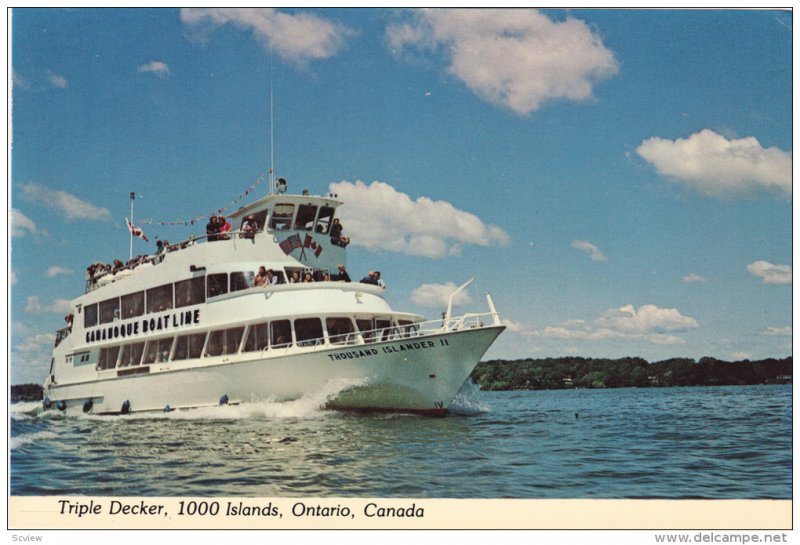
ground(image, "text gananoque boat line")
xmin=42 ymin=178 xmax=504 ymax=416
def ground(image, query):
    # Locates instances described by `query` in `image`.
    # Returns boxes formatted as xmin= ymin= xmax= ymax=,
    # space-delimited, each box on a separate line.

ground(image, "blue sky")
xmin=9 ymin=8 xmax=792 ymax=384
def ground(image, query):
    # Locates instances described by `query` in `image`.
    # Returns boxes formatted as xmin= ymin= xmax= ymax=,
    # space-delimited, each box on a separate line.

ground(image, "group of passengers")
xmin=86 ymin=255 xmax=152 ymax=285
xmin=205 ymin=214 xmax=233 ymax=241
xmin=249 ymin=264 xmax=383 ymax=288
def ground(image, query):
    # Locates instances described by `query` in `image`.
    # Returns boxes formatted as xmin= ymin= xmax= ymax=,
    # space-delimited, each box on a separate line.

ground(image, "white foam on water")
xmin=448 ymin=380 xmax=492 ymax=415
xmin=80 ymin=376 xmax=369 ymax=421
xmin=9 ymin=430 xmax=58 ymax=450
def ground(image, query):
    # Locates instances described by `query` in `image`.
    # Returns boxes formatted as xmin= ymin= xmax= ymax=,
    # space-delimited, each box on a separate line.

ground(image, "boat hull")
xmin=44 ymin=325 xmax=504 ymax=416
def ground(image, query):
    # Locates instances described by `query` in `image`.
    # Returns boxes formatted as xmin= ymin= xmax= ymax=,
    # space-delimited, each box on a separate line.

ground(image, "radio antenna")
xmin=269 ymin=51 xmax=275 ymax=195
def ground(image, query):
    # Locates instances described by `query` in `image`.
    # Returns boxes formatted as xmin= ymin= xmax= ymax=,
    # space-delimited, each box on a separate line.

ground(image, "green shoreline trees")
xmin=470 ymin=356 xmax=792 ymax=391
xmin=10 ymin=356 xmax=792 ymax=401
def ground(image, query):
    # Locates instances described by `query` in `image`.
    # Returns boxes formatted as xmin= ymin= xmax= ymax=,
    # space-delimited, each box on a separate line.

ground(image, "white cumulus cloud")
xmin=543 ymin=304 xmax=698 ymax=345
xmin=747 ymin=261 xmax=792 ymax=285
xmin=24 ymin=296 xmax=72 ymax=314
xmin=762 ymin=326 xmax=791 ymax=336
xmin=502 ymin=319 xmax=539 ymax=338
xmin=14 ymin=331 xmax=57 ymax=362
xmin=410 ymin=282 xmax=474 ymax=308
xmin=11 ymin=208 xmax=37 ymax=237
xmin=180 ymin=8 xmax=353 ymax=66
xmin=387 ymin=9 xmax=619 ymax=115
xmin=328 ymin=180 xmax=509 ymax=258
xmin=636 ymin=129 xmax=791 ymax=198
xmin=46 ymin=266 xmax=73 ymax=278
xmin=138 ymin=61 xmax=170 ymax=76
xmin=571 ymin=240 xmax=607 ymax=262
xmin=20 ymin=183 xmax=111 ymax=221
xmin=47 ymin=69 xmax=68 ymax=89
xmin=682 ymin=273 xmax=707 ymax=284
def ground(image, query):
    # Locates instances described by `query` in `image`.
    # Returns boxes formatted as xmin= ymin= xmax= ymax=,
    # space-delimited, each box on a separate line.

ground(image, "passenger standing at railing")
xmin=241 ymin=215 xmax=258 ymax=241
xmin=334 ymin=264 xmax=351 ymax=282
xmin=206 ymin=215 xmax=219 ymax=242
xmin=266 ymin=269 xmax=279 ymax=285
xmin=218 ymin=216 xmax=232 ymax=240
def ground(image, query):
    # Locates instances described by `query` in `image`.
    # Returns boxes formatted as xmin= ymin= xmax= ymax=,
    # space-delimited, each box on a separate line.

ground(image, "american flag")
xmin=126 ymin=218 xmax=149 ymax=242
xmin=279 ymin=234 xmax=302 ymax=255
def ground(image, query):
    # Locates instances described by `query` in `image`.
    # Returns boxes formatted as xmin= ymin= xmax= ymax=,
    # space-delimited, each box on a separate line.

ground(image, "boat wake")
xmin=448 ymin=380 xmax=492 ymax=416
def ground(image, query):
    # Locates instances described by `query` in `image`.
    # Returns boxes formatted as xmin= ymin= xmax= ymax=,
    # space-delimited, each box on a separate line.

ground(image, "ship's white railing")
xmin=258 ymin=309 xmax=502 ymax=355
xmin=84 ymin=229 xmax=258 ymax=293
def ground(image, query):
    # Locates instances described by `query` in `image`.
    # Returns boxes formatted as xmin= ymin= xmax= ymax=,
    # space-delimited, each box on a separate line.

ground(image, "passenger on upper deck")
xmin=330 ymin=218 xmax=350 ymax=248
xmin=360 ymin=271 xmax=378 ymax=285
xmin=218 ymin=216 xmax=232 ymax=240
xmin=266 ymin=269 xmax=278 ymax=285
xmin=254 ymin=266 xmax=269 ymax=287
xmin=360 ymin=271 xmax=385 ymax=288
xmin=241 ymin=215 xmax=258 ymax=241
xmin=289 ymin=271 xmax=301 ymax=283
xmin=303 ymin=271 xmax=314 ymax=283
xmin=334 ymin=264 xmax=351 ymax=282
xmin=206 ymin=215 xmax=219 ymax=242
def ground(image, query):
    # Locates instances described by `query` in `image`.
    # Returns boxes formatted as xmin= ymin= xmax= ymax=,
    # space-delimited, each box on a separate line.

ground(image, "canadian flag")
xmin=126 ymin=218 xmax=149 ymax=242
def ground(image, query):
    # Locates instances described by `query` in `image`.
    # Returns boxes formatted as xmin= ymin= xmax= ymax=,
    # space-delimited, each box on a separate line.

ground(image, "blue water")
xmin=10 ymin=383 xmax=791 ymax=498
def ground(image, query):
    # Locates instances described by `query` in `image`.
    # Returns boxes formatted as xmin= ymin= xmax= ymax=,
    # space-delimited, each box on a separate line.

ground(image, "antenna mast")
xmin=129 ymin=192 xmax=135 ymax=260
xmin=269 ymin=52 xmax=275 ymax=195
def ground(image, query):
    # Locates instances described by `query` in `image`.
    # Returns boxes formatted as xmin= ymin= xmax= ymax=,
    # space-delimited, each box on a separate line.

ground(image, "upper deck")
xmin=85 ymin=190 xmax=349 ymax=297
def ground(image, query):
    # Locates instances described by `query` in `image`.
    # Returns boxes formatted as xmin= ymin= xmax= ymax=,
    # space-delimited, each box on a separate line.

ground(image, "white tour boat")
xmin=42 ymin=178 xmax=504 ymax=416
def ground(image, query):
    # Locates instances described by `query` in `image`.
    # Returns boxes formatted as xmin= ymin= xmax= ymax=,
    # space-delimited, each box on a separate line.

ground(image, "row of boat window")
xmin=268 ymin=203 xmax=335 ymax=233
xmin=83 ymin=270 xmax=300 ymax=328
xmin=93 ymin=316 xmax=418 ymax=370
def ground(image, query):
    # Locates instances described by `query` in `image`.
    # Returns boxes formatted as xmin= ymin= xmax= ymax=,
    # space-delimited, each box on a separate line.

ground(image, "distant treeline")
xmin=11 ymin=383 xmax=43 ymax=403
xmin=10 ymin=357 xmax=793 ymax=402
xmin=470 ymin=357 xmax=792 ymax=390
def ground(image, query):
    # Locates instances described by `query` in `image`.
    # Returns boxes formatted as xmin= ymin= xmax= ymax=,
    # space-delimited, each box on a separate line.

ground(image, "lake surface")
xmin=10 ymin=383 xmax=791 ymax=498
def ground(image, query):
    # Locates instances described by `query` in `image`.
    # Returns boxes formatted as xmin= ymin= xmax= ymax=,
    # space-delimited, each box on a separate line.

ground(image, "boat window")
xmin=176 ymin=276 xmax=206 ymax=308
xmin=295 ymin=204 xmax=317 ymax=231
xmin=230 ymin=271 xmax=254 ymax=292
xmin=99 ymin=298 xmax=120 ymax=325
xmin=270 ymin=320 xmax=292 ymax=348
xmin=206 ymin=327 xmax=245 ymax=357
xmin=118 ymin=342 xmax=145 ymax=367
xmin=84 ymin=304 xmax=98 ymax=328
xmin=243 ymin=322 xmax=270 ymax=352
xmin=98 ymin=346 xmax=120 ymax=370
xmin=376 ymin=319 xmax=392 ymax=341
xmin=143 ymin=337 xmax=174 ymax=364
xmin=173 ymin=333 xmax=207 ymax=361
xmin=241 ymin=209 xmax=268 ymax=232
xmin=121 ymin=292 xmax=144 ymax=319
xmin=356 ymin=318 xmax=376 ymax=343
xmin=285 ymin=268 xmax=303 ymax=283
xmin=269 ymin=203 xmax=294 ymax=230
xmin=207 ymin=273 xmax=228 ymax=298
xmin=398 ymin=320 xmax=419 ymax=338
xmin=326 ymin=317 xmax=355 ymax=345
xmin=146 ymin=284 xmax=173 ymax=314
xmin=316 ymin=206 xmax=334 ymax=234
xmin=295 ymin=318 xmax=323 ymax=347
